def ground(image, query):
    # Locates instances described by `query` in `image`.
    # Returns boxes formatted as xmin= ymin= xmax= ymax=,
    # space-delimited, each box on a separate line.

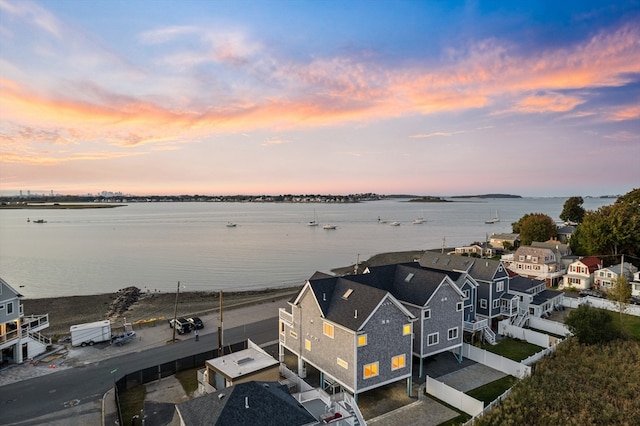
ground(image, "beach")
xmin=22 ymin=250 xmax=427 ymax=338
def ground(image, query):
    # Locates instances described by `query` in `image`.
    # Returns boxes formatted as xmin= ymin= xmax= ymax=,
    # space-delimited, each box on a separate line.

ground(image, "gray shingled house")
xmin=279 ymin=274 xmax=416 ymax=401
xmin=175 ymin=381 xmax=316 ymax=426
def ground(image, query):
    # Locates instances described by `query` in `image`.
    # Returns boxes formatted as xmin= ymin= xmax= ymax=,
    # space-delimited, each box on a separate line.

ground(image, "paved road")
xmin=0 ymin=318 xmax=278 ymax=424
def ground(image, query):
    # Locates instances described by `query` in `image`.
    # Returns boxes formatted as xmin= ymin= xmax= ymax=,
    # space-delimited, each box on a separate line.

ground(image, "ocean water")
xmin=0 ymin=197 xmax=614 ymax=298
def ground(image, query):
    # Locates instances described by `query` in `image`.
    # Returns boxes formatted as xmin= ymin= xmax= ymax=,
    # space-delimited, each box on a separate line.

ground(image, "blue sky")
xmin=1 ymin=0 xmax=638 ymax=197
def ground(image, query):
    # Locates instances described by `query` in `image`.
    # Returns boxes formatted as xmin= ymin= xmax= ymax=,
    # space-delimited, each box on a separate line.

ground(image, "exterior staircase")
xmin=512 ymin=311 xmax=529 ymax=328
xmin=483 ymin=326 xmax=496 ymax=345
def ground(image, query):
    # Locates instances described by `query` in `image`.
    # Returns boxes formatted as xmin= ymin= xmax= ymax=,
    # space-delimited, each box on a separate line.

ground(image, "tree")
xmin=570 ymin=189 xmax=640 ymax=258
xmin=564 ymin=304 xmax=620 ymax=345
xmin=514 ymin=213 xmax=557 ymax=245
xmin=560 ymin=196 xmax=585 ymax=224
xmin=608 ymin=274 xmax=632 ymax=325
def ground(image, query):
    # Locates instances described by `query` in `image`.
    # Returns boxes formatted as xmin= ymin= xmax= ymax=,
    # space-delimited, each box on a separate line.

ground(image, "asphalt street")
xmin=0 ymin=317 xmax=278 ymax=424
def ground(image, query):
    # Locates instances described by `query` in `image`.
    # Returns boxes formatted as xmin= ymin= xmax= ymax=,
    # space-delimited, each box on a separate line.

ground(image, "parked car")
xmin=187 ymin=317 xmax=204 ymax=330
xmin=168 ymin=317 xmax=192 ymax=334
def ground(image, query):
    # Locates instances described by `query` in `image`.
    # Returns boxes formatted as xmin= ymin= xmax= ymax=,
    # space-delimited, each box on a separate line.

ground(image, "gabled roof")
xmin=530 ymin=241 xmax=571 ymax=256
xmin=0 ymin=277 xmax=23 ymax=300
xmin=417 ymin=252 xmax=504 ymax=283
xmin=573 ymin=256 xmax=602 ymax=271
xmin=176 ymin=381 xmax=315 ymax=426
xmin=355 ymin=263 xmax=465 ymax=307
xmin=301 ymin=275 xmax=413 ymax=331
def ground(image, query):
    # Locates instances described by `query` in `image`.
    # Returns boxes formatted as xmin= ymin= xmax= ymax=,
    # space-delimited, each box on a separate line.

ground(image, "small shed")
xmin=205 ymin=340 xmax=279 ymax=391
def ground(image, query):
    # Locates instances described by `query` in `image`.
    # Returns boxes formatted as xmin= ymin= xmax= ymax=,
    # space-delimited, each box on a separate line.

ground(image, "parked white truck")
xmin=70 ymin=320 xmax=112 ymax=347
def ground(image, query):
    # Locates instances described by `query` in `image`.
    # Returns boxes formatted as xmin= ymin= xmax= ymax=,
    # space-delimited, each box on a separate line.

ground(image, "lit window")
xmin=363 ymin=362 xmax=379 ymax=379
xmin=448 ymin=327 xmax=459 ymax=340
xmin=323 ymin=322 xmax=334 ymax=338
xmin=403 ymin=324 xmax=411 ymax=336
xmin=305 ymin=339 xmax=311 ymax=351
xmin=337 ymin=358 xmax=349 ymax=369
xmin=392 ymin=354 xmax=406 ymax=370
xmin=279 ymin=322 xmax=285 ymax=335
xmin=290 ymin=330 xmax=297 ymax=339
xmin=358 ymin=334 xmax=367 ymax=347
xmin=427 ymin=332 xmax=439 ymax=346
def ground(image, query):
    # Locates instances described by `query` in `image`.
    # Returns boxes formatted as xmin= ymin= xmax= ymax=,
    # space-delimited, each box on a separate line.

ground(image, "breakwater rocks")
xmin=106 ymin=286 xmax=141 ymax=318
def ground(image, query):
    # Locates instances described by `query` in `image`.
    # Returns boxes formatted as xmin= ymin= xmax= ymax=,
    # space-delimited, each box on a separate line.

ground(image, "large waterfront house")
xmin=418 ymin=253 xmax=517 ymax=329
xmin=353 ymin=263 xmax=468 ymax=377
xmin=507 ymin=245 xmax=566 ymax=287
xmin=278 ymin=274 xmax=416 ymax=401
xmin=562 ymin=257 xmax=603 ymax=290
xmin=1 ymin=278 xmax=51 ymax=366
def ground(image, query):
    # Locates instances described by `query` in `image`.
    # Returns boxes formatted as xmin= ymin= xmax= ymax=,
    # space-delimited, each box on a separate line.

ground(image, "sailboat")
xmin=307 ymin=209 xmax=319 ymax=226
xmin=413 ymin=210 xmax=425 ymax=224
xmin=485 ymin=209 xmax=500 ymax=224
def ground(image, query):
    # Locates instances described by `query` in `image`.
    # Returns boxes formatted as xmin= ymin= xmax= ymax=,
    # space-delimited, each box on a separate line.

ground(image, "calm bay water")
xmin=0 ymin=197 xmax=614 ymax=298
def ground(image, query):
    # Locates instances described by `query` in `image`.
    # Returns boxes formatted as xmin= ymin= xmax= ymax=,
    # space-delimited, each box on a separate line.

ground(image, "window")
xmin=305 ymin=339 xmax=311 ymax=351
xmin=323 ymin=322 xmax=334 ymax=338
xmin=427 ymin=332 xmax=439 ymax=346
xmin=337 ymin=358 xmax=349 ymax=369
xmin=392 ymin=355 xmax=406 ymax=370
xmin=279 ymin=322 xmax=285 ymax=335
xmin=7 ymin=302 xmax=13 ymax=315
xmin=342 ymin=288 xmax=353 ymax=299
xmin=290 ymin=330 xmax=298 ymax=339
xmin=463 ymin=290 xmax=470 ymax=300
xmin=480 ymin=299 xmax=487 ymax=308
xmin=493 ymin=300 xmax=499 ymax=309
xmin=403 ymin=324 xmax=411 ymax=336
xmin=519 ymin=256 xmax=525 ymax=261
xmin=496 ymin=281 xmax=504 ymax=292
xmin=363 ymin=362 xmax=379 ymax=379
xmin=448 ymin=327 xmax=459 ymax=340
xmin=457 ymin=302 xmax=463 ymax=311
xmin=423 ymin=309 xmax=431 ymax=319
xmin=358 ymin=334 xmax=367 ymax=347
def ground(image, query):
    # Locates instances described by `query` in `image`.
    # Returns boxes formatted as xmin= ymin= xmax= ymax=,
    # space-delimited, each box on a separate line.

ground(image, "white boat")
xmin=307 ymin=210 xmax=318 ymax=226
xmin=485 ymin=210 xmax=500 ymax=224
xmin=226 ymin=222 xmax=237 ymax=227
xmin=323 ymin=224 xmax=337 ymax=230
xmin=413 ymin=210 xmax=425 ymax=224
xmin=389 ymin=221 xmax=401 ymax=226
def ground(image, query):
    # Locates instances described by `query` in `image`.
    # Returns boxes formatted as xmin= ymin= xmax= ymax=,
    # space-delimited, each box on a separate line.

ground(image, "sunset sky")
xmin=1 ymin=1 xmax=638 ymax=197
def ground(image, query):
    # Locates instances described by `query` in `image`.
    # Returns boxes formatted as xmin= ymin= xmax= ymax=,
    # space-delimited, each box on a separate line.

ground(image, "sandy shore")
xmin=21 ymin=250 xmax=427 ymax=339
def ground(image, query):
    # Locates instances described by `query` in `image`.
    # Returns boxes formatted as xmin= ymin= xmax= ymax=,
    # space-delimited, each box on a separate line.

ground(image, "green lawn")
xmin=467 ymin=375 xmax=517 ymax=404
xmin=481 ymin=338 xmax=543 ymax=361
xmin=611 ymin=310 xmax=640 ymax=341
xmin=119 ymin=385 xmax=145 ymax=425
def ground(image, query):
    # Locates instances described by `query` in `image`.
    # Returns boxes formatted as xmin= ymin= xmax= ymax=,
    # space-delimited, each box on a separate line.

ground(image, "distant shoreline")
xmin=0 ymin=204 xmax=123 ymax=210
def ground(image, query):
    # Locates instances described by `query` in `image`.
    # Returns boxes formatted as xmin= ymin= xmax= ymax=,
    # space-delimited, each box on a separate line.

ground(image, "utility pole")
xmin=172 ymin=281 xmax=180 ymax=343
xmin=218 ymin=290 xmax=223 ymax=357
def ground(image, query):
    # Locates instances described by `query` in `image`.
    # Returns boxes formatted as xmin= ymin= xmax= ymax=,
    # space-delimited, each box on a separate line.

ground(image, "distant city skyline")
xmin=1 ymin=1 xmax=639 ymax=197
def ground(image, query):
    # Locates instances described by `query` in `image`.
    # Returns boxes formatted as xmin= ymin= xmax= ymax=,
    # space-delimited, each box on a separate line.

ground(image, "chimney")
xmin=245 ymin=396 xmax=249 ymax=409
xmin=323 ymin=293 xmax=326 ymax=301
xmin=354 ymin=309 xmax=358 ymax=318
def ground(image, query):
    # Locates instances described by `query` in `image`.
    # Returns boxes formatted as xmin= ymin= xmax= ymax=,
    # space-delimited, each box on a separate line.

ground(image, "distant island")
xmin=407 ymin=196 xmax=450 ymax=203
xmin=450 ymin=194 xmax=522 ymax=199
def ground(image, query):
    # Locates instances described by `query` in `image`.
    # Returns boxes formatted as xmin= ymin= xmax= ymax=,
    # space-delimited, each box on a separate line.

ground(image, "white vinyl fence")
xmin=563 ymin=296 xmax=640 ymax=316
xmin=527 ymin=317 xmax=571 ymax=337
xmin=425 ymin=375 xmax=484 ymax=416
xmin=498 ymin=320 xmax=552 ymax=348
xmin=459 ymin=343 xmax=531 ymax=379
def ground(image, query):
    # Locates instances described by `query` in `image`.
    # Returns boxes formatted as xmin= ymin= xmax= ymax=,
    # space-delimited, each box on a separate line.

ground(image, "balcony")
xmin=463 ymin=318 xmax=488 ymax=333
xmin=21 ymin=314 xmax=49 ymax=333
xmin=279 ymin=308 xmax=293 ymax=326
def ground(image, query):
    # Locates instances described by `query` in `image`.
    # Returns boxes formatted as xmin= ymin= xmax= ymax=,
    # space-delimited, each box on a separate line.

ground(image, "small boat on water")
xmin=32 ymin=219 xmax=47 ymax=223
xmin=226 ymin=222 xmax=237 ymax=227
xmin=485 ymin=210 xmax=500 ymax=224
xmin=307 ymin=209 xmax=318 ymax=226
xmin=389 ymin=221 xmax=401 ymax=226
xmin=323 ymin=224 xmax=337 ymax=230
xmin=412 ymin=217 xmax=424 ymax=224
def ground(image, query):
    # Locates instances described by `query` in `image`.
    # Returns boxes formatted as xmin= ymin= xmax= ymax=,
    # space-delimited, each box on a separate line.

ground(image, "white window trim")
xmin=457 ymin=302 xmax=463 ymax=311
xmin=423 ymin=309 xmax=431 ymax=319
xmin=427 ymin=332 xmax=439 ymax=346
xmin=448 ymin=327 xmax=459 ymax=340
xmin=480 ymin=299 xmax=487 ymax=308
xmin=391 ymin=354 xmax=406 ymax=371
xmin=323 ymin=321 xmax=334 ymax=339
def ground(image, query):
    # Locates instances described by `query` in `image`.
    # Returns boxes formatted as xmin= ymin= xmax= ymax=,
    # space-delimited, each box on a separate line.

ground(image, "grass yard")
xmin=119 ymin=385 xmax=145 ymax=425
xmin=611 ymin=310 xmax=640 ymax=341
xmin=481 ymin=338 xmax=543 ymax=361
xmin=175 ymin=368 xmax=199 ymax=396
xmin=466 ymin=375 xmax=517 ymax=404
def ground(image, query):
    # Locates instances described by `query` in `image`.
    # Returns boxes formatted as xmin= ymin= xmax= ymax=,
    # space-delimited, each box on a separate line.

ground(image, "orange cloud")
xmin=603 ymin=104 xmax=640 ymax=122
